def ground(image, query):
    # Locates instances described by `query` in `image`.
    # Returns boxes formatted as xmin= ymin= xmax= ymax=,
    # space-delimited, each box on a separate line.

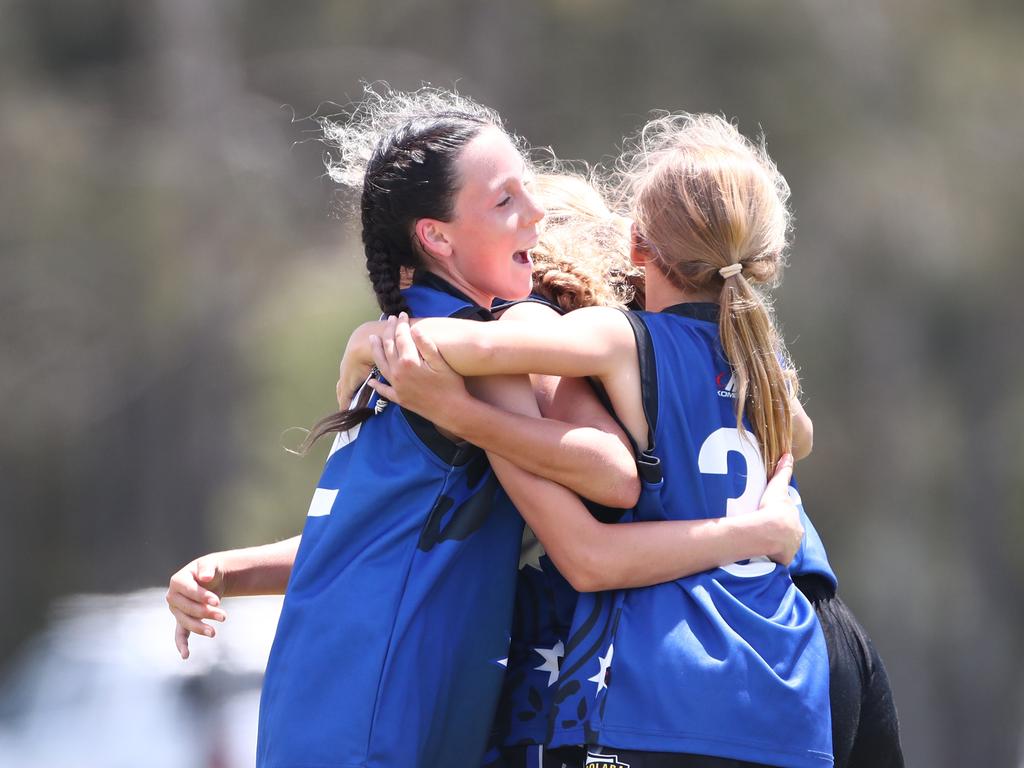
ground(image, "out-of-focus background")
xmin=2 ymin=1 xmax=1022 ymax=765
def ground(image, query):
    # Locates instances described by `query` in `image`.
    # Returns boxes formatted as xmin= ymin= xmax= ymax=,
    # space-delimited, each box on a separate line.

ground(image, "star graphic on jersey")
xmin=588 ymin=643 xmax=614 ymax=697
xmin=493 ymin=634 xmax=511 ymax=669
xmin=518 ymin=527 xmax=545 ymax=571
xmin=533 ymin=640 xmax=565 ymax=687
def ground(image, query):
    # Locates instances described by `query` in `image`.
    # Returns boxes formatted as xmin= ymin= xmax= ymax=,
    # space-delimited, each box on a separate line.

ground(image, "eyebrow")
xmin=493 ymin=162 xmax=530 ymax=191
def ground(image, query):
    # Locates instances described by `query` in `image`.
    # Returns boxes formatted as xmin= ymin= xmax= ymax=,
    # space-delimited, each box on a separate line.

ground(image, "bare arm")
xmin=367 ymin=311 xmax=640 ymax=508
xmin=166 ymin=535 xmax=299 ymax=659
xmin=791 ymin=396 xmax=813 ymax=460
xmin=471 ymin=372 xmax=802 ymax=592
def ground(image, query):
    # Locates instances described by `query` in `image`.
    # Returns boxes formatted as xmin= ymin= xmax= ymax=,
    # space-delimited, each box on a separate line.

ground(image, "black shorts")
xmin=488 ymin=745 xmax=586 ymax=768
xmin=795 ymin=575 xmax=905 ymax=768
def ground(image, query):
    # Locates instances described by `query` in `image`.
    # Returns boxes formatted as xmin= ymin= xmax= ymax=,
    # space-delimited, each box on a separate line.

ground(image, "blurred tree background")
xmin=2 ymin=0 xmax=1022 ymax=764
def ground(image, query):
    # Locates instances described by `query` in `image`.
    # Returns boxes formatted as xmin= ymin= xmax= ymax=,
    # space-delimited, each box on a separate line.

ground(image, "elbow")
xmin=589 ymin=446 xmax=641 ymax=509
xmin=563 ymin=567 xmax=604 ymax=594
xmin=793 ymin=425 xmax=813 ymax=461
xmin=557 ymin=548 xmax=616 ymax=594
xmin=602 ymin=473 xmax=640 ymax=511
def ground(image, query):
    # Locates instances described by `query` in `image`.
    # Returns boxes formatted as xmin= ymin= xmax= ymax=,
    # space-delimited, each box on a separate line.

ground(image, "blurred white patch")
xmin=306 ymin=487 xmax=338 ymax=517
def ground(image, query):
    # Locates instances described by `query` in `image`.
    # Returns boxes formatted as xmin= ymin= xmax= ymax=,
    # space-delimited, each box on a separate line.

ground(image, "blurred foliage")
xmin=1 ymin=0 xmax=1022 ymax=765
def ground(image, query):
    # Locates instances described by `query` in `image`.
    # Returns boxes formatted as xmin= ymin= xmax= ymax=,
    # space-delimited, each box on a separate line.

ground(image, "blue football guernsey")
xmin=485 ymin=294 xmax=636 ymax=755
xmin=549 ymin=303 xmax=833 ymax=767
xmin=256 ymin=273 xmax=524 ymax=768
xmin=789 ymin=483 xmax=838 ymax=592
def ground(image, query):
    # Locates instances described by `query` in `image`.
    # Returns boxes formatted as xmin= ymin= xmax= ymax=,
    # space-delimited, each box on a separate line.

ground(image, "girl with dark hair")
xmin=167 ymin=91 xmax=807 ymax=768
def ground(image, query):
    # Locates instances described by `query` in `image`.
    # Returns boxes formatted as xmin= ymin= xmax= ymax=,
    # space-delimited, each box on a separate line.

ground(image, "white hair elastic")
xmin=719 ymin=263 xmax=743 ymax=279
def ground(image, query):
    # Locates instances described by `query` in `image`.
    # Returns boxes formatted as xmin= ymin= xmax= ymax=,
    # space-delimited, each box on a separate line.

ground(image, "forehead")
xmin=453 ymin=126 xmax=524 ymax=191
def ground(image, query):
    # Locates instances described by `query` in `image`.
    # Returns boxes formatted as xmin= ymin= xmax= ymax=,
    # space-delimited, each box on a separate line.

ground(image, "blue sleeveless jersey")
xmin=789 ymin=482 xmax=838 ymax=591
xmin=549 ymin=304 xmax=832 ymax=767
xmin=484 ymin=296 xmax=581 ymax=750
xmin=256 ymin=275 xmax=523 ymax=768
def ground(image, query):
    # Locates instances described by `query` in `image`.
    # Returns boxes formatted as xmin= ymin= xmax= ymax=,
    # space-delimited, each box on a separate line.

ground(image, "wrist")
xmin=725 ymin=513 xmax=773 ymax=562
xmin=436 ymin=389 xmax=484 ymax=439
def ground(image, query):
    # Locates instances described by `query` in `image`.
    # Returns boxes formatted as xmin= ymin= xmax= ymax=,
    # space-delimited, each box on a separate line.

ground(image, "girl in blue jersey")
xmin=361 ymin=114 xmax=838 ymax=767
xmin=475 ymin=174 xmax=901 ymax=768
xmin=165 ymin=92 xmax=809 ymax=768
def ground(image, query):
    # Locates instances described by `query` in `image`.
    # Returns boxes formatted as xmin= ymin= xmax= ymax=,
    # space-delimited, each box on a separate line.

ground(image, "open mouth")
xmin=512 ymin=250 xmax=532 ymax=265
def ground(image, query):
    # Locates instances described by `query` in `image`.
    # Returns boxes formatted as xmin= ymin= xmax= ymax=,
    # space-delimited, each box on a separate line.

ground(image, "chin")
xmin=503 ymin=274 xmax=534 ymax=301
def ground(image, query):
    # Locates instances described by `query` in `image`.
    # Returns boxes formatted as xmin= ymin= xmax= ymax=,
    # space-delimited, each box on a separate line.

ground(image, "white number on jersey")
xmin=697 ymin=427 xmax=776 ymax=578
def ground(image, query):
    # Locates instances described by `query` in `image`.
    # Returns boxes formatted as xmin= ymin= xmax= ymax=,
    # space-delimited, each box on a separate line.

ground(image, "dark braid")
xmin=300 ymin=104 xmax=506 ymax=452
xmin=358 ymin=115 xmax=493 ymax=314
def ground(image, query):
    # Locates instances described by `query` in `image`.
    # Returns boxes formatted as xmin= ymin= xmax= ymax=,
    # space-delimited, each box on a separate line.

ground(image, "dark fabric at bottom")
xmin=586 ymin=748 xmax=771 ymax=768
xmin=795 ymin=576 xmax=905 ymax=768
xmin=488 ymin=744 xmax=586 ymax=768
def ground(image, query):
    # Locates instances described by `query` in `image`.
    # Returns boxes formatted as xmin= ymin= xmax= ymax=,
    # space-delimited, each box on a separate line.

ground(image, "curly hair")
xmin=530 ymin=172 xmax=643 ymax=311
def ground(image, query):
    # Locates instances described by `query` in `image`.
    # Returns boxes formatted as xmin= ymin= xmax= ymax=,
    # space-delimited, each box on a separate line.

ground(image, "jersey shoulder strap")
xmin=491 ymin=293 xmax=564 ymax=316
xmin=617 ymin=309 xmax=661 ymax=483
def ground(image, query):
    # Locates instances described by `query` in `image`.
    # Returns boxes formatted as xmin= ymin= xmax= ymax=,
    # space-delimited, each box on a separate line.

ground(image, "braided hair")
xmin=359 ymin=115 xmax=496 ymax=315
xmin=300 ymin=87 xmax=508 ymax=450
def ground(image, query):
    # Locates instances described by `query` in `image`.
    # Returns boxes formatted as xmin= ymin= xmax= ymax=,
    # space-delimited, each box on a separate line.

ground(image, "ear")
xmin=630 ymin=222 xmax=649 ymax=267
xmin=414 ymin=218 xmax=453 ymax=261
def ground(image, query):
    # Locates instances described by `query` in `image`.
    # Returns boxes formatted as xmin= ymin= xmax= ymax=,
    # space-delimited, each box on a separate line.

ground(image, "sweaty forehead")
xmin=454 ymin=127 xmax=524 ymax=191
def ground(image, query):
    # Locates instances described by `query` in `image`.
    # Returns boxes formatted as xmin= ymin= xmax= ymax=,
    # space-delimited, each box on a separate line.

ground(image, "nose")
xmin=522 ymin=188 xmax=545 ymax=227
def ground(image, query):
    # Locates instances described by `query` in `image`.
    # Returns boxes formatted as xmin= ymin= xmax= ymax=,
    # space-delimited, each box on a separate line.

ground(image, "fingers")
xmin=169 ymin=568 xmax=221 ymax=609
xmin=393 ymin=312 xmax=418 ymax=364
xmin=166 ymin=587 xmax=226 ymax=624
xmin=761 ymin=453 xmax=794 ymax=503
xmin=175 ymin=624 xmax=191 ymax=660
xmin=366 ymin=378 xmax=398 ymax=403
xmin=369 ymin=334 xmax=391 ymax=382
xmin=410 ymin=324 xmax=452 ymax=374
xmin=171 ymin=604 xmax=216 ymax=638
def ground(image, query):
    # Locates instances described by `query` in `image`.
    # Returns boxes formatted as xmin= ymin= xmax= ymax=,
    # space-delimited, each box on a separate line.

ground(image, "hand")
xmin=755 ymin=454 xmax=804 ymax=566
xmin=336 ymin=322 xmax=383 ymax=408
xmin=367 ymin=313 xmax=471 ymax=431
xmin=165 ymin=554 xmax=228 ymax=660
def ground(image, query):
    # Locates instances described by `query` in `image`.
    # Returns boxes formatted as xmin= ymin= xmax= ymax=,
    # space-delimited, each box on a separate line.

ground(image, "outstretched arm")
xmin=366 ymin=311 xmax=640 ymax=508
xmin=166 ymin=536 xmax=299 ymax=659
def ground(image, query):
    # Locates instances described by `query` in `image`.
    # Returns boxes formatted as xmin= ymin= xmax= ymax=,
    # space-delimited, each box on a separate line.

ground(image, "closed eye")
xmin=497 ymin=195 xmax=512 ymax=208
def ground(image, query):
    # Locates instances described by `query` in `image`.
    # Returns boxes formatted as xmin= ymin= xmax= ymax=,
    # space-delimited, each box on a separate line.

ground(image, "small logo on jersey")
xmin=716 ymin=371 xmax=737 ymax=399
xmin=586 ymin=753 xmax=630 ymax=768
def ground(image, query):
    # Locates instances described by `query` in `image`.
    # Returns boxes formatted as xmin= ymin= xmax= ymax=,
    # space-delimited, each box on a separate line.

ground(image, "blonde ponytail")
xmin=618 ymin=113 xmax=797 ymax=469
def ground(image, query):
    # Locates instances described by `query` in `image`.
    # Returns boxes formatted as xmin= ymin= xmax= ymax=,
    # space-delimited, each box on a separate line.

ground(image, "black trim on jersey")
xmin=491 ymin=293 xmax=564 ymax=316
xmin=403 ymin=411 xmax=479 ymax=466
xmin=620 ymin=310 xmax=662 ymax=484
xmin=400 ymin=270 xmax=492 ymax=465
xmin=660 ymin=301 xmax=719 ymax=323
xmin=582 ymin=497 xmax=626 ymax=524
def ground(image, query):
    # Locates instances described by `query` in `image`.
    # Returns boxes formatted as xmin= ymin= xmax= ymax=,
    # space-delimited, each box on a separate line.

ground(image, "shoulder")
xmin=495 ymin=299 xmax=560 ymax=323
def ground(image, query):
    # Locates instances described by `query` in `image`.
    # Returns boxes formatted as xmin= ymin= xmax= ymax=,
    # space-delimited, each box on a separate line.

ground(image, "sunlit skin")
xmin=414 ymin=126 xmax=544 ymax=307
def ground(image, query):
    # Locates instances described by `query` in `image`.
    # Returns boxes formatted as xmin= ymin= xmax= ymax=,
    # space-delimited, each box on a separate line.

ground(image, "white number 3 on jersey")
xmin=697 ymin=427 xmax=776 ymax=578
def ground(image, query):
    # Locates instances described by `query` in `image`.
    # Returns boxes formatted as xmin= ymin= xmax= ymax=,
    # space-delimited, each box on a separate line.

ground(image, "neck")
xmin=425 ymin=268 xmax=493 ymax=309
xmin=642 ymin=266 xmax=717 ymax=312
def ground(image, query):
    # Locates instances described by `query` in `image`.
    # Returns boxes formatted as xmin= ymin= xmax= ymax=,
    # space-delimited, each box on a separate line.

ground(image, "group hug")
xmin=165 ymin=86 xmax=903 ymax=768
